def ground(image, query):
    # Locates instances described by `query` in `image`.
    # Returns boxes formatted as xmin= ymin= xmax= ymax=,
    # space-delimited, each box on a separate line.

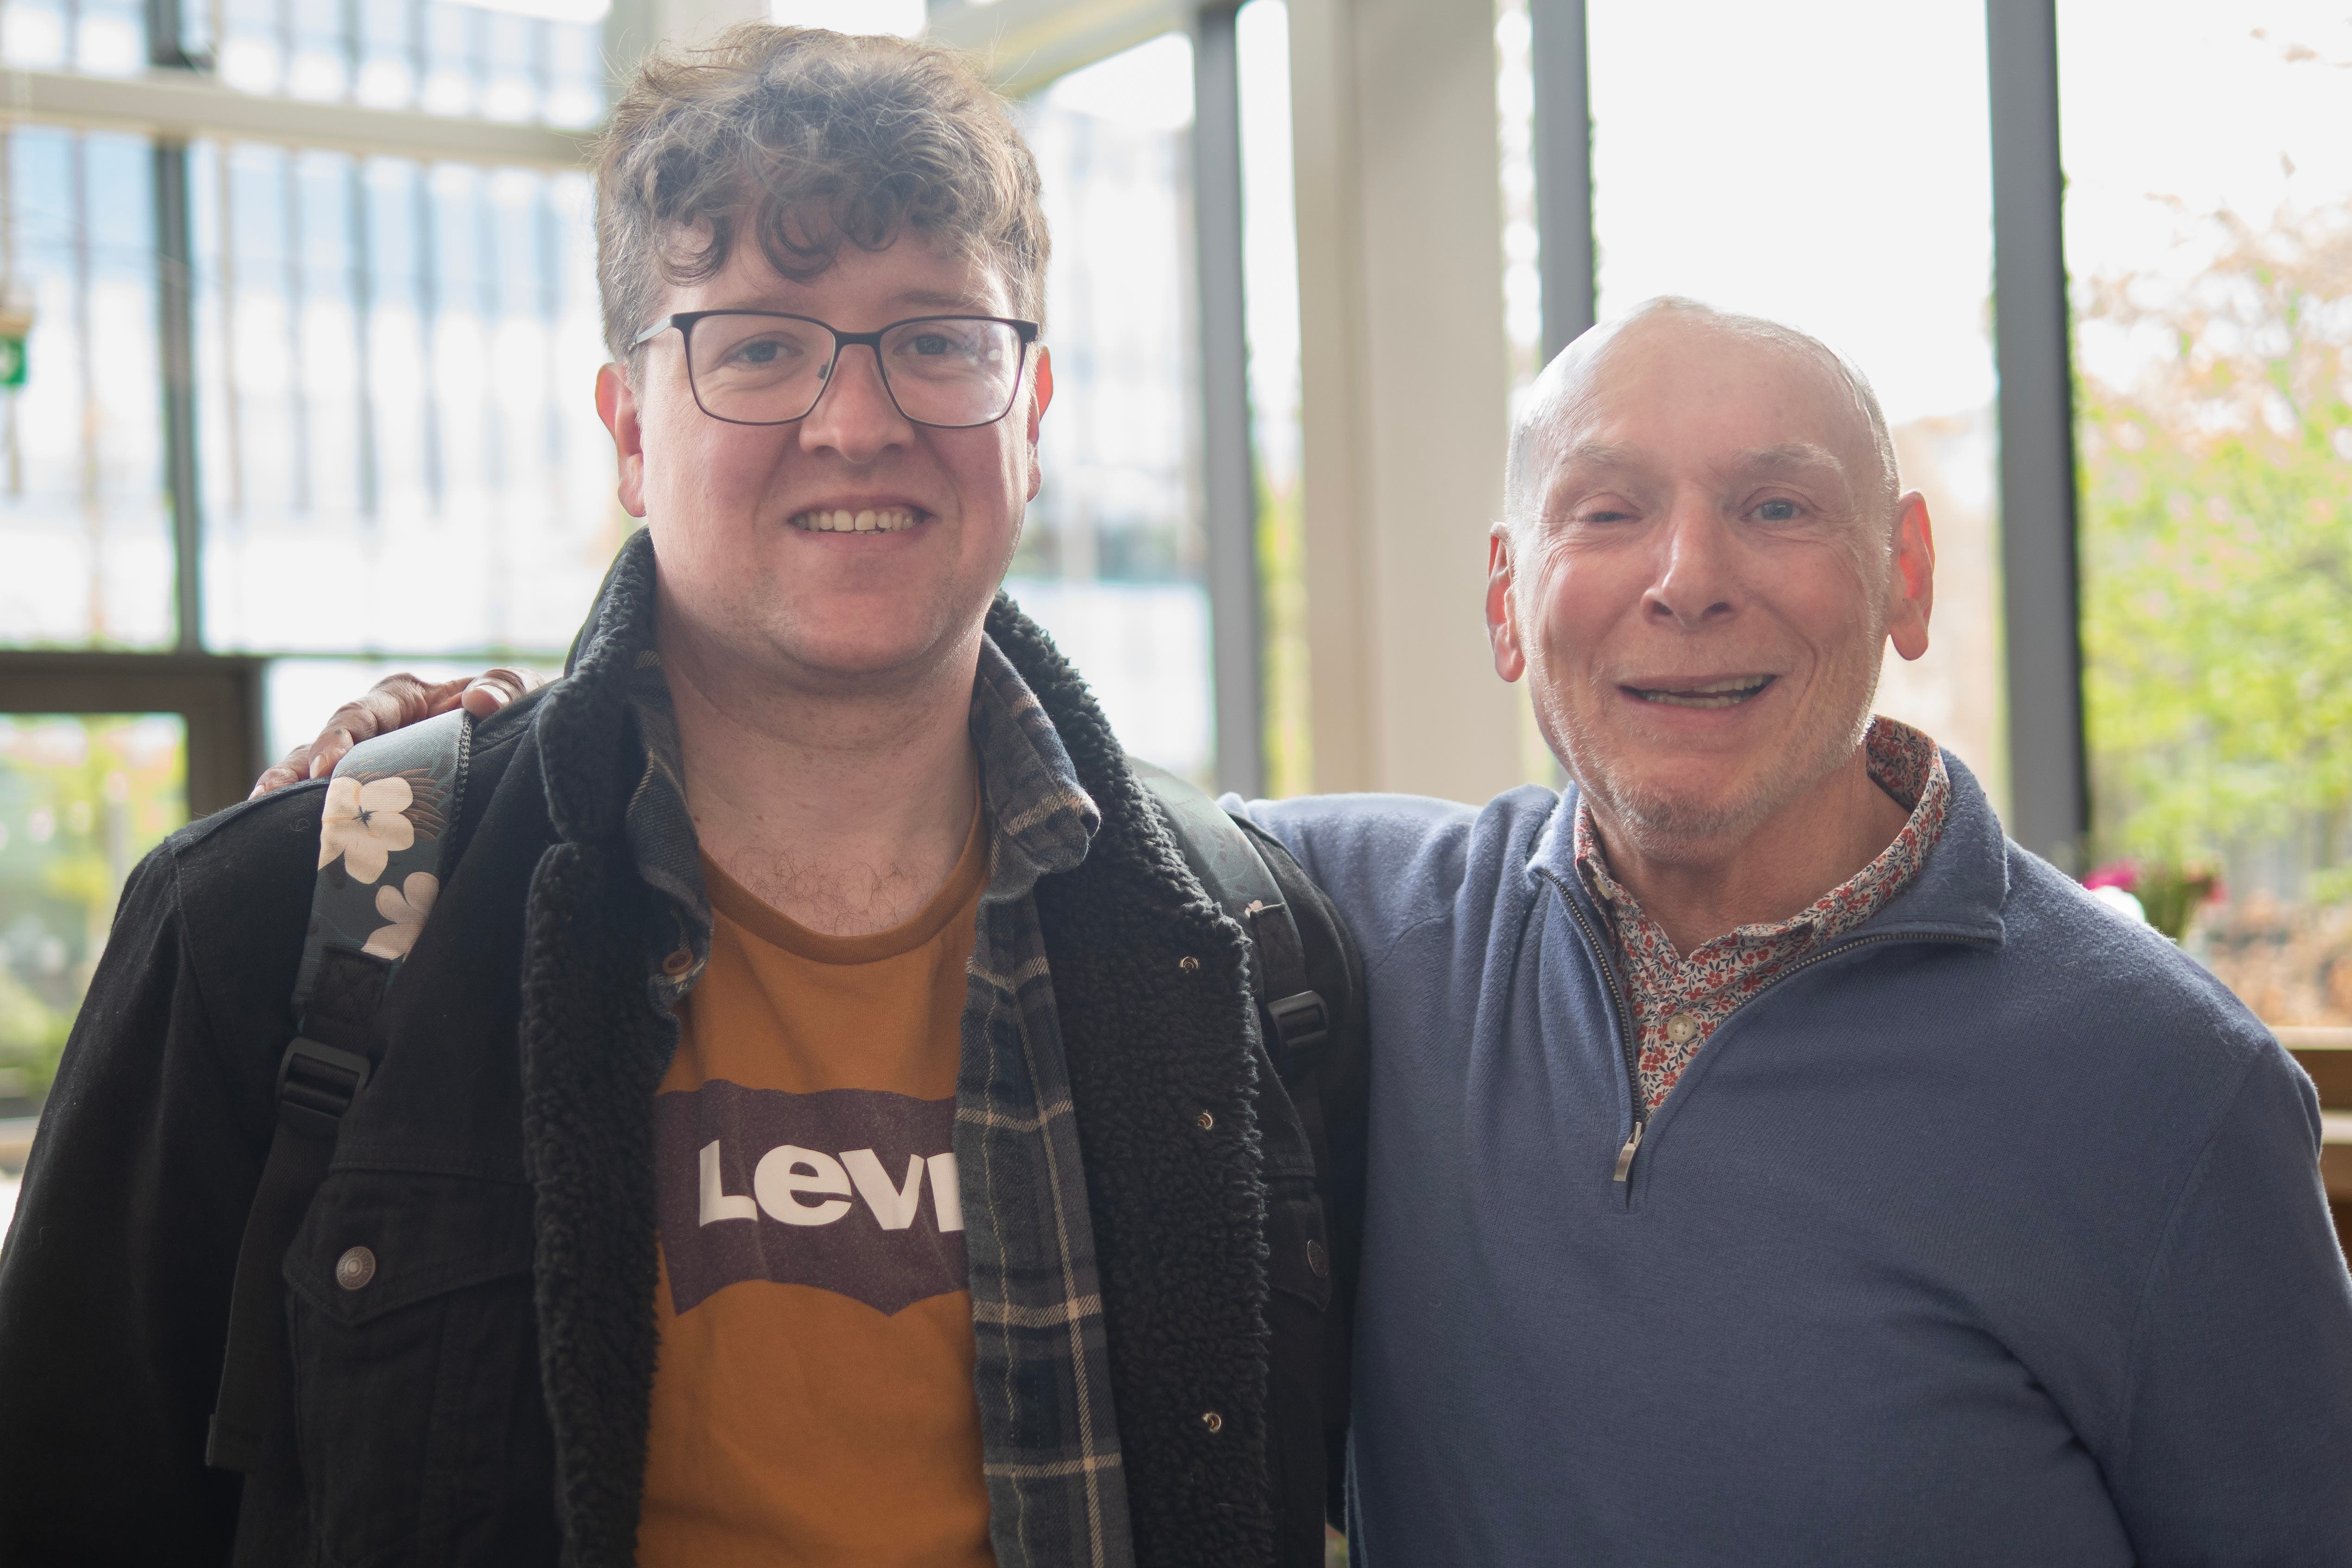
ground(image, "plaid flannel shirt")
xmin=621 ymin=631 xmax=1134 ymax=1568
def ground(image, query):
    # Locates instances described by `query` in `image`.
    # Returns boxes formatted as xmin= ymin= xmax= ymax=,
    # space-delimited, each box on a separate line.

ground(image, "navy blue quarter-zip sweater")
xmin=1241 ymin=752 xmax=2352 ymax=1567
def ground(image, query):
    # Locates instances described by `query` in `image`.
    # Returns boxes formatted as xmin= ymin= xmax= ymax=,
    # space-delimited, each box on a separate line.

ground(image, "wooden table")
xmin=2280 ymin=1027 xmax=2352 ymax=1257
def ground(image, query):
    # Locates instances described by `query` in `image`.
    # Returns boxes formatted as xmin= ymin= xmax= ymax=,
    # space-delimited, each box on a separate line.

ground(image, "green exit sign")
xmin=0 ymin=337 xmax=24 ymax=389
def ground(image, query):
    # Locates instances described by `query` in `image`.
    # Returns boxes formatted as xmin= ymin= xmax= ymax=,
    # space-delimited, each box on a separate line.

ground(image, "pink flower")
xmin=2082 ymin=860 xmax=2138 ymax=892
xmin=318 ymin=775 xmax=415 ymax=884
xmin=363 ymin=873 xmax=440 ymax=960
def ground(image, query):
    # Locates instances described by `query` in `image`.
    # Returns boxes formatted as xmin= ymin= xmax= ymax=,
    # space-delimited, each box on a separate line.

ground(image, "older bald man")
xmin=1240 ymin=298 xmax=2352 ymax=1564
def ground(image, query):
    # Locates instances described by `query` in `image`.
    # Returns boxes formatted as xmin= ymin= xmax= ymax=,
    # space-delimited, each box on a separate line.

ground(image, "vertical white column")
xmin=1287 ymin=0 xmax=1525 ymax=803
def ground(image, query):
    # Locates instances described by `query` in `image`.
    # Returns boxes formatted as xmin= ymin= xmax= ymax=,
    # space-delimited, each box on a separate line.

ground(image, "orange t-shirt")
xmin=639 ymin=812 xmax=994 ymax=1568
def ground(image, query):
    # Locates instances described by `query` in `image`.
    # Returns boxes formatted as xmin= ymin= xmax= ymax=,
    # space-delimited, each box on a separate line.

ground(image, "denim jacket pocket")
xmin=282 ymin=1169 xmax=542 ymax=1568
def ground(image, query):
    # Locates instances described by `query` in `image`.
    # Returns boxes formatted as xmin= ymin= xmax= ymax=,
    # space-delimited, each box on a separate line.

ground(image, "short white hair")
xmin=1503 ymin=296 xmax=1900 ymax=535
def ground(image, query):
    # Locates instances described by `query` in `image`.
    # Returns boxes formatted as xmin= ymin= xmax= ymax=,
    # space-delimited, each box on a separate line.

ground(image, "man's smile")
xmin=786 ymin=505 xmax=927 ymax=535
xmin=1623 ymin=673 xmax=1777 ymax=709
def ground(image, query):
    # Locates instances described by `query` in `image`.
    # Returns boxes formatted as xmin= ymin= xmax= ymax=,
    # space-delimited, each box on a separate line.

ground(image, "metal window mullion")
xmin=349 ymin=155 xmax=377 ymax=521
xmin=1192 ymin=0 xmax=1263 ymax=799
xmin=281 ymin=148 xmax=311 ymax=516
xmin=1529 ymin=0 xmax=1595 ymax=360
xmin=2 ymin=124 xmax=19 ymax=501
xmin=154 ymin=138 xmax=204 ymax=654
xmin=145 ymin=0 xmax=198 ymax=69
xmin=414 ymin=161 xmax=442 ymax=511
xmin=72 ymin=136 xmax=97 ymax=639
xmin=1986 ymin=0 xmax=2087 ymax=867
xmin=216 ymin=144 xmax=246 ymax=525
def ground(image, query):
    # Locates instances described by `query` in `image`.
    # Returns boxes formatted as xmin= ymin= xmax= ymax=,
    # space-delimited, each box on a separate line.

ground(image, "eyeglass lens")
xmin=685 ymin=315 xmax=1026 ymax=428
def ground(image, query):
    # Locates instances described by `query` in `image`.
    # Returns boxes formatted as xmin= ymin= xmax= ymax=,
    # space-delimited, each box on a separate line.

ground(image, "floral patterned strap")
xmin=292 ymin=708 xmax=473 ymax=1018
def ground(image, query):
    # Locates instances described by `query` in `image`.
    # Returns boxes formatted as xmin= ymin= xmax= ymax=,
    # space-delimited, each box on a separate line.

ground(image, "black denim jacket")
xmin=0 ymin=552 xmax=1360 ymax=1568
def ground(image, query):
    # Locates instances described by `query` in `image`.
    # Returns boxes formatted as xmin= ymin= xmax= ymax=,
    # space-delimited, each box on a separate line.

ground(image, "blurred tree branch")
xmin=2079 ymin=195 xmax=2352 ymax=901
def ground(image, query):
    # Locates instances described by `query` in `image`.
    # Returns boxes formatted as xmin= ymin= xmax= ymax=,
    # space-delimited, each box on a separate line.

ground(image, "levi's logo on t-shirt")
xmin=654 ymin=1080 xmax=967 ymax=1316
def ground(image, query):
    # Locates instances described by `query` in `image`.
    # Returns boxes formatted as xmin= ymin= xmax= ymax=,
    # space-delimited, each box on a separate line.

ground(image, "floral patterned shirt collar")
xmin=1573 ymin=716 xmax=1951 ymax=1114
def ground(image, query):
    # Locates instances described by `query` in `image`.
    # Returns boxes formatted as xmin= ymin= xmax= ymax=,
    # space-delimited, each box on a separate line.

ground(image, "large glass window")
xmin=1011 ymin=34 xmax=1215 ymax=783
xmin=0 ymin=712 xmax=183 ymax=1231
xmin=2061 ymin=0 xmax=2352 ymax=1023
xmin=210 ymin=0 xmax=610 ymax=128
xmin=1583 ymin=0 xmax=2006 ymax=811
xmin=0 ymin=712 xmax=186 ymax=1094
xmin=0 ymin=1 xmax=619 ymax=1164
xmin=0 ymin=126 xmax=174 ymax=649
xmin=0 ymin=0 xmax=147 ymax=74
xmin=190 ymin=141 xmax=617 ymax=656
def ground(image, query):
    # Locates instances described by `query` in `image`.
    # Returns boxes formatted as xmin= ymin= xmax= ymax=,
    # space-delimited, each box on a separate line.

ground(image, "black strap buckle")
xmin=276 ymin=1036 xmax=371 ymax=1140
xmin=1266 ymin=989 xmax=1330 ymax=1056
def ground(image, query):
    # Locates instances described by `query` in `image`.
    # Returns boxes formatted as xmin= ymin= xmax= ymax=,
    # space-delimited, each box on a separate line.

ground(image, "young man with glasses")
xmin=0 ymin=27 xmax=1353 ymax=1568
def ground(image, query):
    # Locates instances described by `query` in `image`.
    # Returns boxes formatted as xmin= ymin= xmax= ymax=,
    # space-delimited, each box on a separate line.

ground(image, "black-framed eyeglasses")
xmin=632 ymin=310 xmax=1041 ymax=430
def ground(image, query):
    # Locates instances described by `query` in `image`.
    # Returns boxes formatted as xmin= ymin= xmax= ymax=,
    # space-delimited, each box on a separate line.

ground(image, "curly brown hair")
xmin=593 ymin=23 xmax=1050 ymax=366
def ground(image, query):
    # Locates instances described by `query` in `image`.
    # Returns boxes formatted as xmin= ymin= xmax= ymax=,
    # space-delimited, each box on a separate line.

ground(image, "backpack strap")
xmin=1130 ymin=760 xmax=1330 ymax=1070
xmin=1132 ymin=758 xmax=1362 ymax=1542
xmin=207 ymin=709 xmax=473 ymax=1473
xmin=1130 ymin=757 xmax=1340 ymax=1249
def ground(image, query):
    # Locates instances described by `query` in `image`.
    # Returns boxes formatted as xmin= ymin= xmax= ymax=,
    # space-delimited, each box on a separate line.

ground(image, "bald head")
xmin=1505 ymin=297 xmax=1899 ymax=540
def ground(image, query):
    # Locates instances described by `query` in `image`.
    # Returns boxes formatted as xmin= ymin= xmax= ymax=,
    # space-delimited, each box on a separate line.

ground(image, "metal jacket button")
xmin=1306 ymin=1239 xmax=1329 ymax=1278
xmin=1195 ymin=1110 xmax=1214 ymax=1131
xmin=1179 ymin=955 xmax=1201 ymax=973
xmin=334 ymin=1246 xmax=376 ymax=1291
xmin=1200 ymin=1410 xmax=1223 ymax=1433
xmin=661 ymin=947 xmax=695 ymax=977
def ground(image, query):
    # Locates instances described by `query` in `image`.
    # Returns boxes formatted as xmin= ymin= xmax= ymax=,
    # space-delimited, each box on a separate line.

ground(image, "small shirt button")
xmin=334 ymin=1246 xmax=376 ymax=1291
xmin=1200 ymin=1410 xmax=1224 ymax=1434
xmin=1306 ymin=1239 xmax=1329 ymax=1278
xmin=1195 ymin=1110 xmax=1215 ymax=1131
xmin=661 ymin=947 xmax=695 ymax=977
xmin=1666 ymin=1012 xmax=1700 ymax=1046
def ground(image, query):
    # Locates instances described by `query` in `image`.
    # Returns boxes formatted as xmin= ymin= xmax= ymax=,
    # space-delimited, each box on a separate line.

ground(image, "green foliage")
xmin=1258 ymin=465 xmax=1313 ymax=799
xmin=0 ymin=716 xmax=187 ymax=1094
xmin=2078 ymin=201 xmax=2352 ymax=890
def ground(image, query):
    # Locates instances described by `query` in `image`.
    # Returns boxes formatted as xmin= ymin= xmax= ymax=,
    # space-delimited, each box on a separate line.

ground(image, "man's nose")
xmin=798 ymin=342 xmax=914 ymax=463
xmin=1645 ymin=501 xmax=1739 ymax=630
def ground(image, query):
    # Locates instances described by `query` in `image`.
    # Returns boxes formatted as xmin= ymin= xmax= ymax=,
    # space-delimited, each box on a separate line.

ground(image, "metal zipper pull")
xmin=1612 ymin=1119 xmax=1644 ymax=1183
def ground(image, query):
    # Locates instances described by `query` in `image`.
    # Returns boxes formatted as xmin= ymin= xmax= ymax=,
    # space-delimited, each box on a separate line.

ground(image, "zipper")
xmin=1544 ymin=868 xmax=1986 ymax=1190
xmin=1540 ymin=869 xmax=1646 ymax=1186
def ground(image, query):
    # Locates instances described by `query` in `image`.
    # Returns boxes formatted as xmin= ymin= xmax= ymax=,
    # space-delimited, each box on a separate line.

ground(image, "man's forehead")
xmin=663 ymin=221 xmax=1015 ymax=317
xmin=1554 ymin=435 xmax=1848 ymax=482
xmin=1551 ymin=323 xmax=1873 ymax=476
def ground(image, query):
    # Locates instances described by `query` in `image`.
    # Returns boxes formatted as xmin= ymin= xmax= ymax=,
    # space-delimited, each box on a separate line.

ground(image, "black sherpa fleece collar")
xmin=536 ymin=526 xmax=1204 ymax=909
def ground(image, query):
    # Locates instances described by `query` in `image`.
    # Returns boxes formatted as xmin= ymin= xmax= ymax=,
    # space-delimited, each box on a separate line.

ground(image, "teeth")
xmin=789 ymin=507 xmax=919 ymax=534
xmin=1632 ymin=676 xmax=1772 ymax=709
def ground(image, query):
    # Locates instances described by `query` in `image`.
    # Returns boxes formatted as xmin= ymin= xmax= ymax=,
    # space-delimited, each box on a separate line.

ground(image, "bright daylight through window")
xmin=1008 ymin=32 xmax=1216 ymax=784
xmin=2061 ymin=0 xmax=2352 ymax=1024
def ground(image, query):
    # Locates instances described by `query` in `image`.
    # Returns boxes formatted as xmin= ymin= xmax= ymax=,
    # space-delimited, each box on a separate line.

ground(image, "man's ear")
xmin=1024 ymin=346 xmax=1054 ymax=503
xmin=1886 ymin=490 xmax=1935 ymax=661
xmin=1487 ymin=523 xmax=1527 ymax=683
xmin=596 ymin=362 xmax=648 ymax=520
